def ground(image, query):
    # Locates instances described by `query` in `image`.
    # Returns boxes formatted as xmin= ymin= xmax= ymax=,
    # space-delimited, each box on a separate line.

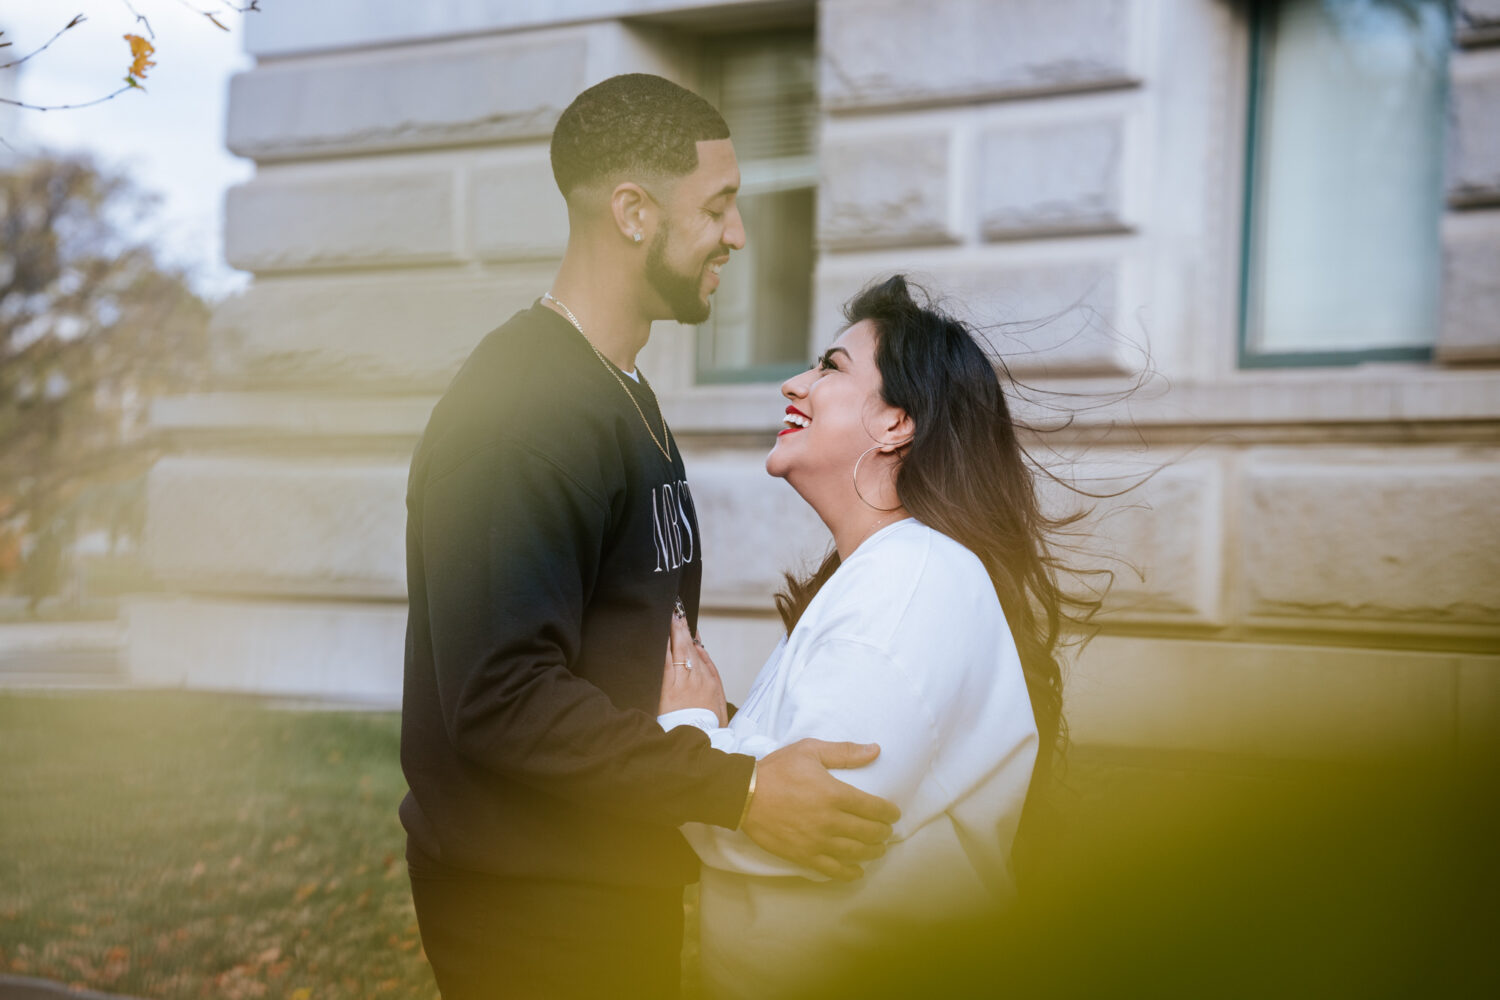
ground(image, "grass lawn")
xmin=0 ymin=690 xmax=1284 ymax=999
xmin=0 ymin=692 xmax=431 ymax=1000
xmin=15 ymin=691 xmax=1479 ymax=998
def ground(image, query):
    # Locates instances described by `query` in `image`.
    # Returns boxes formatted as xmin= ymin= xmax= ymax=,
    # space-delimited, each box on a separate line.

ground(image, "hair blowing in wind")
xmin=775 ymin=275 xmax=1110 ymax=781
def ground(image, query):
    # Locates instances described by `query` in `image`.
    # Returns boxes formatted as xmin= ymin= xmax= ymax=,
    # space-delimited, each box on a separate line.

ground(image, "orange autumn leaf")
xmin=124 ymin=34 xmax=155 ymax=80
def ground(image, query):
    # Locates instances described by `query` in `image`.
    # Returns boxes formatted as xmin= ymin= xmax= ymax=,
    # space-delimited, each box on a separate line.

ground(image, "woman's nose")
xmin=781 ymin=368 xmax=813 ymax=400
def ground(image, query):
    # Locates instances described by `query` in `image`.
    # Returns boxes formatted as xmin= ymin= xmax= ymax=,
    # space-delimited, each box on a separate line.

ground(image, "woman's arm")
xmin=663 ymin=634 xmax=942 ymax=879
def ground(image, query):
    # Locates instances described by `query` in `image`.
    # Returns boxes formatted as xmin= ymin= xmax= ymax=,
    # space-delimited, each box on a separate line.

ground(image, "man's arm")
xmin=659 ymin=618 xmax=902 ymax=879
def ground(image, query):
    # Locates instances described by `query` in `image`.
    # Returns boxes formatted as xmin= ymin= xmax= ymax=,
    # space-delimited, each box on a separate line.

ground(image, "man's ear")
xmin=610 ymin=183 xmax=650 ymax=245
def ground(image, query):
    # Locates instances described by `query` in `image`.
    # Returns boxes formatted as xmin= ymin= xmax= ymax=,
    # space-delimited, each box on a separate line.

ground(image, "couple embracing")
xmin=400 ymin=73 xmax=1072 ymax=1000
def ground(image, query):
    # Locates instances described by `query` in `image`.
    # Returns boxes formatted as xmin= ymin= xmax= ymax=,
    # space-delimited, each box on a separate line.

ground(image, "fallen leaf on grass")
xmin=101 ymin=945 xmax=130 ymax=983
xmin=294 ymin=882 xmax=319 ymax=903
xmin=289 ymin=990 xmax=312 ymax=1000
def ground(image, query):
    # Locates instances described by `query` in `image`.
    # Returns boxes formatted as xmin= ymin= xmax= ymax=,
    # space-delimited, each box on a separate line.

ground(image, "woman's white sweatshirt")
xmin=658 ymin=518 xmax=1039 ymax=999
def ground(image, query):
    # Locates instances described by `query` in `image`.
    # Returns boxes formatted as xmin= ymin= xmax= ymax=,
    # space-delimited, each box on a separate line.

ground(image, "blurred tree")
xmin=0 ymin=154 xmax=210 ymax=610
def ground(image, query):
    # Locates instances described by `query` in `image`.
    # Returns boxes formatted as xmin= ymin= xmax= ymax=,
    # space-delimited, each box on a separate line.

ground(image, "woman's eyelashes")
xmin=816 ymin=351 xmax=839 ymax=373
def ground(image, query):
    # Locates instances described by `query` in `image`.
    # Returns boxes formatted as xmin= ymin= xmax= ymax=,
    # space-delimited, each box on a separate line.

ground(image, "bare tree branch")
xmin=170 ymin=0 xmax=260 ymax=27
xmin=0 ymin=86 xmax=137 ymax=113
xmin=0 ymin=14 xmax=87 ymax=73
xmin=117 ymin=0 xmax=156 ymax=41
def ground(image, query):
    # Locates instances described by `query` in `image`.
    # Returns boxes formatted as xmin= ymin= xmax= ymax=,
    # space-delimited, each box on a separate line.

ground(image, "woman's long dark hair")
xmin=774 ymin=275 xmax=1105 ymax=781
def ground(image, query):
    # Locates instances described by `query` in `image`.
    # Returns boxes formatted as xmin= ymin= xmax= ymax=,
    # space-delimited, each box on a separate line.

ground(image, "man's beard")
xmin=645 ymin=225 xmax=713 ymax=325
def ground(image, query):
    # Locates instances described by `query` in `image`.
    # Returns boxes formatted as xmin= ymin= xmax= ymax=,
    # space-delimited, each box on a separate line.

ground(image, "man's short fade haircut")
xmin=550 ymin=73 xmax=731 ymax=201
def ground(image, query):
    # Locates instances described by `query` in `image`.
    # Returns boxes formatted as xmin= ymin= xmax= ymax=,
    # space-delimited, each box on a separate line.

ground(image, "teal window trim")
xmin=692 ymin=28 xmax=818 ymax=387
xmin=692 ymin=358 xmax=810 ymax=386
xmin=1237 ymin=0 xmax=1448 ymax=370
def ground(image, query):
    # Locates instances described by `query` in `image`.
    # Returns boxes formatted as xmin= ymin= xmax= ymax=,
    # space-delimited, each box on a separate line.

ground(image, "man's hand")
xmin=741 ymin=740 xmax=901 ymax=881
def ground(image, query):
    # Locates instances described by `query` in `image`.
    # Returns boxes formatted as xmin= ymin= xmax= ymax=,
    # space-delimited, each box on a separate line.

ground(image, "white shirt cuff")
xmin=657 ymin=707 xmax=721 ymax=733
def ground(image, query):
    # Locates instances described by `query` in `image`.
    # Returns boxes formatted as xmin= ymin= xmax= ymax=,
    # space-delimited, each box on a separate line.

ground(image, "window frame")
xmin=1236 ymin=0 xmax=1451 ymax=370
xmin=691 ymin=27 xmax=819 ymax=387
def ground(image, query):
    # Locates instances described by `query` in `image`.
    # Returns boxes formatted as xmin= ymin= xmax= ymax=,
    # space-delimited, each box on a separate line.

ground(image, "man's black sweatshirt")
xmin=399 ymin=302 xmax=755 ymax=887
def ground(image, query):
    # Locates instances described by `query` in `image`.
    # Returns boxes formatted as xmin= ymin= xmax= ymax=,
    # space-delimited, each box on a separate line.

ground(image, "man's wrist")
xmin=735 ymin=759 xmax=758 ymax=830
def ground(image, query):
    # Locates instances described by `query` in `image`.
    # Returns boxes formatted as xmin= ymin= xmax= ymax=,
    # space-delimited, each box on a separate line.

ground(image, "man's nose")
xmin=724 ymin=204 xmax=746 ymax=251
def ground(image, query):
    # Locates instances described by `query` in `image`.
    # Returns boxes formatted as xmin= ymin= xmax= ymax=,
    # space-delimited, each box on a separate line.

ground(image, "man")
xmin=400 ymin=73 xmax=900 ymax=999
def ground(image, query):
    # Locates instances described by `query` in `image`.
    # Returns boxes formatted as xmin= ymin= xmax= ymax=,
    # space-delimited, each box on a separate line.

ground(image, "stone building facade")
xmin=130 ymin=0 xmax=1500 ymax=757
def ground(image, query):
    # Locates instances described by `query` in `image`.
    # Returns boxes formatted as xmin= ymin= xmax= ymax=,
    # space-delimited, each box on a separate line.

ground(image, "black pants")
xmin=408 ymin=854 xmax=684 ymax=1000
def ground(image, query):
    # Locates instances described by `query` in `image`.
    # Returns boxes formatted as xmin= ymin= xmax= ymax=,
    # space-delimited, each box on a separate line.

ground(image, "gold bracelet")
xmin=735 ymin=760 xmax=758 ymax=830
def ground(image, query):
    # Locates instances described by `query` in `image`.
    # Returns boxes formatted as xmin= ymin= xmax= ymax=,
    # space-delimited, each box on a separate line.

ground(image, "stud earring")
xmin=633 ymin=232 xmax=643 ymax=244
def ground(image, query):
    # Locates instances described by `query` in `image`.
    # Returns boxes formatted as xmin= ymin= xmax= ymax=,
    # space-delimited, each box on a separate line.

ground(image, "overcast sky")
xmin=2 ymin=1 xmax=255 ymax=300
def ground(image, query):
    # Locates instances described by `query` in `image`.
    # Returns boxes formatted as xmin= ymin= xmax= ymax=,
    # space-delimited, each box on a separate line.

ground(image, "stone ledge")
xmin=979 ymin=116 xmax=1135 ymax=240
xmin=685 ymin=450 xmax=834 ymax=606
xmin=1457 ymin=0 xmax=1500 ymax=47
xmin=146 ymin=365 xmax=1500 ymax=443
xmin=1240 ymin=459 xmax=1500 ymax=627
xmin=1066 ymin=636 xmax=1472 ymax=756
xmin=1438 ymin=209 xmax=1500 ymax=362
xmin=146 ymin=372 xmax=1500 ymax=447
xmin=226 ymin=31 xmax=589 ymax=161
xmin=242 ymin=0 xmax=809 ymax=57
xmin=209 ymin=265 xmax=554 ymax=389
xmin=1051 ymin=458 xmax=1224 ymax=624
xmin=818 ymin=130 xmax=958 ymax=249
xmin=125 ymin=596 xmax=406 ymax=705
xmin=821 ymin=0 xmax=1143 ymax=111
xmin=471 ymin=154 xmax=571 ymax=261
xmin=145 ymin=457 xmax=408 ymax=599
xmin=1447 ymin=47 xmax=1500 ymax=206
xmin=225 ymin=169 xmax=459 ymax=272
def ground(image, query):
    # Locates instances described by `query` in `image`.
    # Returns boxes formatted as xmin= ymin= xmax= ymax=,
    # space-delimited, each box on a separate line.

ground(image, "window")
xmin=695 ymin=30 xmax=817 ymax=384
xmin=1241 ymin=0 xmax=1451 ymax=367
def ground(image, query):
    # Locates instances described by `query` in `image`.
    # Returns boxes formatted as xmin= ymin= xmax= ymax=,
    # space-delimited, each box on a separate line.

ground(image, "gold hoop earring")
xmin=852 ymin=445 xmax=901 ymax=512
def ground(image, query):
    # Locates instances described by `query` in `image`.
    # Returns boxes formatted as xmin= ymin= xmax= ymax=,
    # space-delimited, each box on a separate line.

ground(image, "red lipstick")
xmin=779 ymin=405 xmax=810 ymax=437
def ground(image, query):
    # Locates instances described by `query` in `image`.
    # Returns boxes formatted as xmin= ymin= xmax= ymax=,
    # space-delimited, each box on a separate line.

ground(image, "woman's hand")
xmin=659 ymin=610 xmax=728 ymax=726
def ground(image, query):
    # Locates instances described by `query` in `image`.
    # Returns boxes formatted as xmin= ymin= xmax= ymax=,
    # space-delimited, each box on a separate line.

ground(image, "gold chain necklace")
xmin=543 ymin=292 xmax=674 ymax=462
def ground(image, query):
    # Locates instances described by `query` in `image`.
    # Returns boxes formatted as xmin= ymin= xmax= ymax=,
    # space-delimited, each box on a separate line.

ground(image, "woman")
xmin=658 ymin=275 xmax=1086 ymax=999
